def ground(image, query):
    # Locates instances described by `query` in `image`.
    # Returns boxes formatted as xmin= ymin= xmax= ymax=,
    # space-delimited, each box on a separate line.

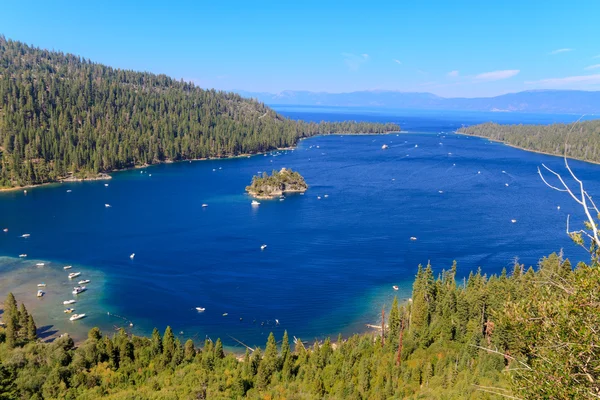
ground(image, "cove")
xmin=0 ymin=108 xmax=598 ymax=350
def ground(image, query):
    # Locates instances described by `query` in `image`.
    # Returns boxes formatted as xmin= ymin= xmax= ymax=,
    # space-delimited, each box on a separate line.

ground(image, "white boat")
xmin=21 ymin=234 xmax=30 ymax=238
xmin=415 ymin=144 xmax=418 ymax=148
xmin=261 ymin=244 xmax=267 ymax=250
xmin=68 ymin=272 xmax=81 ymax=279
xmin=36 ymin=263 xmax=45 ymax=266
xmin=63 ymin=300 xmax=76 ymax=305
xmin=130 ymin=253 xmax=135 ymax=259
xmin=511 ymin=219 xmax=517 ymax=223
xmin=70 ymin=313 xmax=86 ymax=321
xmin=381 ymin=144 xmax=389 ymax=150
xmin=105 ymin=204 xmax=111 ymax=208
xmin=72 ymin=286 xmax=87 ymax=295
xmin=438 ymin=190 xmax=444 ymax=194
xmin=19 ymin=254 xmax=27 ymax=258
xmin=64 ymin=308 xmax=75 ymax=313
xmin=37 ymin=290 xmax=44 ymax=297
xmin=66 ymin=189 xmax=72 ymax=193
xmin=410 ymin=237 xmax=417 ymax=241
xmin=104 ymin=183 xmax=109 ymax=187
xmin=317 ymin=196 xmax=321 ymax=200
xmin=2 ymin=228 xmax=7 ymax=232
xmin=78 ymin=279 xmax=90 ymax=285
xmin=222 ymin=313 xmax=228 ymax=316
xmin=251 ymin=200 xmax=260 ymax=206
xmin=393 ymin=285 xmax=399 ymax=291
xmin=202 ymin=204 xmax=208 ymax=207
xmin=196 ymin=307 xmax=205 ymax=312
xmin=505 ymin=183 xmax=509 ymax=187
xmin=324 ymin=194 xmax=329 ymax=198
xmin=63 ymin=265 xmax=72 ymax=270
xmin=37 ymin=283 xmax=46 ymax=287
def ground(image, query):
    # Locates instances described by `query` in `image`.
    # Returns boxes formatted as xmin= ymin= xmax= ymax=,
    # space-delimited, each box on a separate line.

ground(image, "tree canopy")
xmin=0 ymin=36 xmax=399 ymax=188
xmin=458 ymin=120 xmax=600 ymax=163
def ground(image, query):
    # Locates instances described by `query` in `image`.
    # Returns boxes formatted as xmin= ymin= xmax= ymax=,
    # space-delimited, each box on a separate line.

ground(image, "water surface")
xmin=0 ymin=108 xmax=597 ymax=349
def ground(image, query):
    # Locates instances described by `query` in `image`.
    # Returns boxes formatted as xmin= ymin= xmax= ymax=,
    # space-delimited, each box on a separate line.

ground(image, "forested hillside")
xmin=0 ymin=37 xmax=398 ymax=188
xmin=1 ymin=252 xmax=598 ymax=399
xmin=458 ymin=120 xmax=600 ymax=163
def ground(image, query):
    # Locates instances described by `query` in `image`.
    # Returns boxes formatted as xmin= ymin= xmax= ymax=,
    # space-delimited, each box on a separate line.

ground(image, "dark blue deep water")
xmin=1 ymin=107 xmax=598 ymax=349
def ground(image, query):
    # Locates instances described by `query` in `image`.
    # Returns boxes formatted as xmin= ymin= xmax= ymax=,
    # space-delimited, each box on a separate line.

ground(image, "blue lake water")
xmin=1 ymin=107 xmax=598 ymax=349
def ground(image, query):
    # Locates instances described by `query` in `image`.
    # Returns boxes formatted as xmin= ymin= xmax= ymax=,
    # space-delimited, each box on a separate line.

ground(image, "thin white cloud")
xmin=393 ymin=59 xmax=402 ymax=65
xmin=585 ymin=64 xmax=600 ymax=70
xmin=473 ymin=70 xmax=520 ymax=82
xmin=416 ymin=69 xmax=427 ymax=74
xmin=594 ymin=54 xmax=600 ymax=59
xmin=447 ymin=70 xmax=459 ymax=77
xmin=549 ymin=48 xmax=573 ymax=55
xmin=526 ymin=73 xmax=600 ymax=87
xmin=342 ymin=53 xmax=369 ymax=71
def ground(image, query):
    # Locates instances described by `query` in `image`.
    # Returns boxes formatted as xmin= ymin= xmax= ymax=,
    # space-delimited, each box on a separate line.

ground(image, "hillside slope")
xmin=0 ymin=37 xmax=398 ymax=187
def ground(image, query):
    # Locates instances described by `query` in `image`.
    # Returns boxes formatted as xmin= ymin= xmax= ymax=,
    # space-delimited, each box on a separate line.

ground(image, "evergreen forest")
xmin=1 ymin=250 xmax=599 ymax=399
xmin=458 ymin=120 xmax=600 ymax=164
xmin=0 ymin=37 xmax=398 ymax=188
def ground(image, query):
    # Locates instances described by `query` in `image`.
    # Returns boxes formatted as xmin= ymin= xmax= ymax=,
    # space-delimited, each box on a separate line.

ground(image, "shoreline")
xmin=455 ymin=131 xmax=600 ymax=166
xmin=0 ymin=132 xmax=400 ymax=193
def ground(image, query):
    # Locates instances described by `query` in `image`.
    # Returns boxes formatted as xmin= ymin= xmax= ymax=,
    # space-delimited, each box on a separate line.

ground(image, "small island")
xmin=246 ymin=168 xmax=308 ymax=199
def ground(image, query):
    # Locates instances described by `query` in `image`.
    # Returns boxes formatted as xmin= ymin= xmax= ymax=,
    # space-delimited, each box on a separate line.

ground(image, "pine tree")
xmin=256 ymin=333 xmax=278 ymax=389
xmin=184 ymin=339 xmax=195 ymax=362
xmin=26 ymin=314 xmax=36 ymax=342
xmin=162 ymin=326 xmax=175 ymax=364
xmin=4 ymin=293 xmax=18 ymax=349
xmin=150 ymin=327 xmax=162 ymax=356
xmin=18 ymin=303 xmax=28 ymax=336
xmin=388 ymin=296 xmax=400 ymax=349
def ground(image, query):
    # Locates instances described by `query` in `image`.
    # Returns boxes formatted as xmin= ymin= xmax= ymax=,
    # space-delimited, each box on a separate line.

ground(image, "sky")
xmin=1 ymin=0 xmax=599 ymax=97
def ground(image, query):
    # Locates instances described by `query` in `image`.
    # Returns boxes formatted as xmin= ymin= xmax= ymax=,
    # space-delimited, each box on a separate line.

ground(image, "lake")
xmin=0 ymin=107 xmax=598 ymax=349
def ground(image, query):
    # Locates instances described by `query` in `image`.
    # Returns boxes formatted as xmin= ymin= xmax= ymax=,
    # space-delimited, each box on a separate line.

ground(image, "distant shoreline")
xmin=0 ymin=132 xmax=400 ymax=193
xmin=454 ymin=131 xmax=600 ymax=166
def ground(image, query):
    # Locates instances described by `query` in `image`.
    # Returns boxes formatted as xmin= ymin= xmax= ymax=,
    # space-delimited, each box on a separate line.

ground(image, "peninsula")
xmin=246 ymin=168 xmax=308 ymax=198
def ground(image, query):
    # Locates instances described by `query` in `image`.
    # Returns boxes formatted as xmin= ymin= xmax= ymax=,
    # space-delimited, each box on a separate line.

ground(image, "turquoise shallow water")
xmin=0 ymin=108 xmax=598 ymax=349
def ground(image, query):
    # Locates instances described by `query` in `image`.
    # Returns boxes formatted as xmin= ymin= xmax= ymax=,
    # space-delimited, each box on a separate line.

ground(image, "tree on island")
xmin=246 ymin=168 xmax=308 ymax=198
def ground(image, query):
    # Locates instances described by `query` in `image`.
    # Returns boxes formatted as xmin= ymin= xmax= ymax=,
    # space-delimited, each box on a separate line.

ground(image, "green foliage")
xmin=458 ymin=120 xmax=600 ymax=164
xmin=246 ymin=167 xmax=308 ymax=197
xmin=0 ymin=36 xmax=399 ymax=188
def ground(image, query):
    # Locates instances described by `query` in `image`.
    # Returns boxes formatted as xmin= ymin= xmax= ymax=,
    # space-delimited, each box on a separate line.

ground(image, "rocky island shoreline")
xmin=246 ymin=168 xmax=308 ymax=199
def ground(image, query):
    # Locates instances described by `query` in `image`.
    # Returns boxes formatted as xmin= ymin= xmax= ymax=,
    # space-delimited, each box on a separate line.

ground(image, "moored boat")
xmin=37 ymin=283 xmax=46 ymax=287
xmin=37 ymin=290 xmax=44 ymax=297
xmin=68 ymin=272 xmax=81 ymax=279
xmin=196 ymin=307 xmax=206 ymax=311
xmin=251 ymin=200 xmax=260 ymax=206
xmin=64 ymin=308 xmax=75 ymax=313
xmin=63 ymin=265 xmax=72 ymax=270
xmin=72 ymin=286 xmax=87 ymax=295
xmin=63 ymin=299 xmax=76 ymax=305
xmin=19 ymin=254 xmax=27 ymax=258
xmin=393 ymin=285 xmax=399 ymax=291
xmin=78 ymin=279 xmax=90 ymax=285
xmin=69 ymin=313 xmax=86 ymax=321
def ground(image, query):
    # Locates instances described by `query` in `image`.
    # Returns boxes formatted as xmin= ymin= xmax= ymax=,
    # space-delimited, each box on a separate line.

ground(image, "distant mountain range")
xmin=235 ymin=90 xmax=600 ymax=114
